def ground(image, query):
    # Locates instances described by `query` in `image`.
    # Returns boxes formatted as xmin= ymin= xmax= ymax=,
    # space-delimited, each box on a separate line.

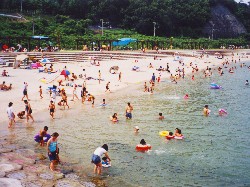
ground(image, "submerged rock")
xmin=0 ymin=148 xmax=13 ymax=153
xmin=55 ymin=179 xmax=86 ymax=187
xmin=0 ymin=178 xmax=22 ymax=187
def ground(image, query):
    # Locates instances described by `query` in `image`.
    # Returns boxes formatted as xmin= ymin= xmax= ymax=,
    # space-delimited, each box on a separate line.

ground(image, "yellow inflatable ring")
xmin=159 ymin=131 xmax=169 ymax=136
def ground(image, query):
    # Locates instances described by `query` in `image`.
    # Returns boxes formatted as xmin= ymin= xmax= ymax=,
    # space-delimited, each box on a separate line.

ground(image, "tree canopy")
xmin=0 ymin=0 xmax=249 ymax=37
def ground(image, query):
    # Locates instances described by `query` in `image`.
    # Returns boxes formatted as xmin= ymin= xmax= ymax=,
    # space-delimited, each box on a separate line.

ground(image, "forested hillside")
xmin=0 ymin=0 xmax=249 ymax=37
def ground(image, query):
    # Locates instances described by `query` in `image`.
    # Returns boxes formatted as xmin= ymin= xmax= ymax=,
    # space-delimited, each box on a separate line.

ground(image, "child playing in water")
xmin=203 ymin=105 xmax=210 ymax=116
xmin=166 ymin=132 xmax=175 ymax=140
xmin=159 ymin=113 xmax=164 ymax=120
xmin=39 ymin=126 xmax=48 ymax=146
xmin=102 ymin=157 xmax=111 ymax=167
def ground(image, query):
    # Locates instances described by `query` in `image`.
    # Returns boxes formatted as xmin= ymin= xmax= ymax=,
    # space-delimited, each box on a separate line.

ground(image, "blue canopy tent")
xmin=112 ymin=38 xmax=137 ymax=46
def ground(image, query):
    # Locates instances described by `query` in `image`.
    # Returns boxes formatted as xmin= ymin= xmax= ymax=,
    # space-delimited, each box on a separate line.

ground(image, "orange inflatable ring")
xmin=136 ymin=144 xmax=152 ymax=151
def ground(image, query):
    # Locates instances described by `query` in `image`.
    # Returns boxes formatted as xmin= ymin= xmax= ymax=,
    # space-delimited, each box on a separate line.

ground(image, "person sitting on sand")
xmin=72 ymin=73 xmax=77 ymax=80
xmin=47 ymin=132 xmax=59 ymax=171
xmin=17 ymin=111 xmax=25 ymax=119
xmin=2 ymin=70 xmax=9 ymax=77
xmin=174 ymin=128 xmax=183 ymax=137
xmin=0 ymin=81 xmax=12 ymax=90
xmin=159 ymin=113 xmax=164 ymax=120
xmin=148 ymin=63 xmax=153 ymax=68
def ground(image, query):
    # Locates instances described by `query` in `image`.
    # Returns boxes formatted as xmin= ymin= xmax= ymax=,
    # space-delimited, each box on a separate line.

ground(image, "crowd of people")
xmin=5 ymin=51 xmax=249 ymax=174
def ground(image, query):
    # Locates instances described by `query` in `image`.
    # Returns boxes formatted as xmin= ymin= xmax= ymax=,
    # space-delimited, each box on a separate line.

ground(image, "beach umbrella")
xmin=16 ymin=54 xmax=28 ymax=61
xmin=40 ymin=58 xmax=51 ymax=64
xmin=60 ymin=70 xmax=70 ymax=76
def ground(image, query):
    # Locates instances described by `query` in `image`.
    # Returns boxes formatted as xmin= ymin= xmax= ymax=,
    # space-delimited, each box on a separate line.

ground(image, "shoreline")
xmin=0 ymin=49 xmax=249 ymax=186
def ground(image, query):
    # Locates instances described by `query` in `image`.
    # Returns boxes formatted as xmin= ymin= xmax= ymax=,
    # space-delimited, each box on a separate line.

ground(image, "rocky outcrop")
xmin=203 ymin=5 xmax=247 ymax=38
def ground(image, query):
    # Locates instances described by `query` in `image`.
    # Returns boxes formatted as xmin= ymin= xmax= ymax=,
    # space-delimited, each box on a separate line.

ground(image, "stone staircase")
xmin=0 ymin=51 xmax=170 ymax=67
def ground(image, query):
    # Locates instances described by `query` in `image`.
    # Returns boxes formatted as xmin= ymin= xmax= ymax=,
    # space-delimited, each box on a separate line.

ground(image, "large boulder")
xmin=0 ymin=178 xmax=22 ymax=187
xmin=203 ymin=4 xmax=247 ymax=38
xmin=0 ymin=163 xmax=22 ymax=173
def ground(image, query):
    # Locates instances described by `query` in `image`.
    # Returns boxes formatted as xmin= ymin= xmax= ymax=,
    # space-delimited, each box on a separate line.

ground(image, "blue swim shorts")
xmin=91 ymin=154 xmax=101 ymax=165
xmin=126 ymin=112 xmax=132 ymax=119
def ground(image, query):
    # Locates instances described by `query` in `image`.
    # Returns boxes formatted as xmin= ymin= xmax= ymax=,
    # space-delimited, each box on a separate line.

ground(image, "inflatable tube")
xmin=100 ymin=104 xmax=107 ymax=107
xmin=34 ymin=134 xmax=51 ymax=143
xmin=159 ymin=131 xmax=169 ymax=136
xmin=136 ymin=144 xmax=152 ymax=151
xmin=219 ymin=108 xmax=227 ymax=115
xmin=174 ymin=136 xmax=184 ymax=140
xmin=102 ymin=163 xmax=111 ymax=168
xmin=210 ymin=83 xmax=221 ymax=89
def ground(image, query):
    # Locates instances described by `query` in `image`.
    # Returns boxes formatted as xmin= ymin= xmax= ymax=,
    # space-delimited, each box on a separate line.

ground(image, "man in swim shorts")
xmin=125 ymin=102 xmax=133 ymax=119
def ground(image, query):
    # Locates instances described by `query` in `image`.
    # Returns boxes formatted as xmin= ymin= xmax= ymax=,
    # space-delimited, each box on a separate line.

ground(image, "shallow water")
xmin=1 ymin=61 xmax=250 ymax=186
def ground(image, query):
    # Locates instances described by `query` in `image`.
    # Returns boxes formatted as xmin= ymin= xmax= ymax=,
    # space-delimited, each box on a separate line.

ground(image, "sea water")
xmin=1 ymin=61 xmax=250 ymax=187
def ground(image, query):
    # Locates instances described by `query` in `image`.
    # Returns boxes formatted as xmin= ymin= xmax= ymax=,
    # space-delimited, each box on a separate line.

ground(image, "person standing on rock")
xmin=7 ymin=102 xmax=15 ymax=128
xmin=47 ymin=132 xmax=59 ymax=171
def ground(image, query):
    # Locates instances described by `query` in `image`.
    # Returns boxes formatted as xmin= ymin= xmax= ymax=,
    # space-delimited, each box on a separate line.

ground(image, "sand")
xmin=0 ymin=49 xmax=249 ymax=126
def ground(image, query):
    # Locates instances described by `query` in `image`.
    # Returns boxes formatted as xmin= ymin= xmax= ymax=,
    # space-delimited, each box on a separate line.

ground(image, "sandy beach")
xmin=1 ymin=49 xmax=248 ymax=125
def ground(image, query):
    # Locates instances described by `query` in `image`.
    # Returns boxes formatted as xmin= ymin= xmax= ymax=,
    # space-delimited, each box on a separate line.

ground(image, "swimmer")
xmin=218 ymin=109 xmax=227 ymax=116
xmin=48 ymin=101 xmax=55 ymax=119
xmin=111 ymin=113 xmax=118 ymax=122
xmin=134 ymin=126 xmax=139 ymax=133
xmin=17 ymin=111 xmax=25 ymax=119
xmin=203 ymin=105 xmax=210 ymax=116
xmin=159 ymin=113 xmax=164 ymax=120
xmin=102 ymin=99 xmax=106 ymax=106
xmin=184 ymin=94 xmax=189 ymax=99
xmin=166 ymin=132 xmax=175 ymax=140
xmin=174 ymin=128 xmax=183 ymax=137
xmin=125 ymin=102 xmax=133 ymax=119
xmin=39 ymin=126 xmax=48 ymax=146
xmin=245 ymin=80 xmax=249 ymax=85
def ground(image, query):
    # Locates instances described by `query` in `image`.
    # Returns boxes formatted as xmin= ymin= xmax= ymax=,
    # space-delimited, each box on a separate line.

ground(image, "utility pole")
xmin=21 ymin=0 xmax=23 ymax=13
xmin=212 ymin=23 xmax=215 ymax=40
xmin=153 ymin=22 xmax=156 ymax=37
xmin=100 ymin=19 xmax=104 ymax=36
xmin=32 ymin=14 xmax=35 ymax=35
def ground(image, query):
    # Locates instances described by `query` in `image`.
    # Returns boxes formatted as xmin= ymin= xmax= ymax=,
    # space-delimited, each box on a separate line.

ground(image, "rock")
xmin=7 ymin=171 xmax=27 ymax=180
xmin=65 ymin=173 xmax=79 ymax=180
xmin=0 ymin=148 xmax=13 ymax=153
xmin=21 ymin=180 xmax=43 ymax=187
xmin=0 ymin=171 xmax=5 ymax=177
xmin=0 ymin=178 xmax=22 ymax=187
xmin=80 ymin=181 xmax=96 ymax=187
xmin=55 ymin=179 xmax=86 ymax=187
xmin=39 ymin=172 xmax=64 ymax=180
xmin=1 ymin=152 xmax=36 ymax=165
xmin=0 ymin=163 xmax=22 ymax=172
xmin=23 ymin=164 xmax=48 ymax=174
xmin=15 ymin=149 xmax=36 ymax=160
xmin=36 ymin=153 xmax=47 ymax=160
